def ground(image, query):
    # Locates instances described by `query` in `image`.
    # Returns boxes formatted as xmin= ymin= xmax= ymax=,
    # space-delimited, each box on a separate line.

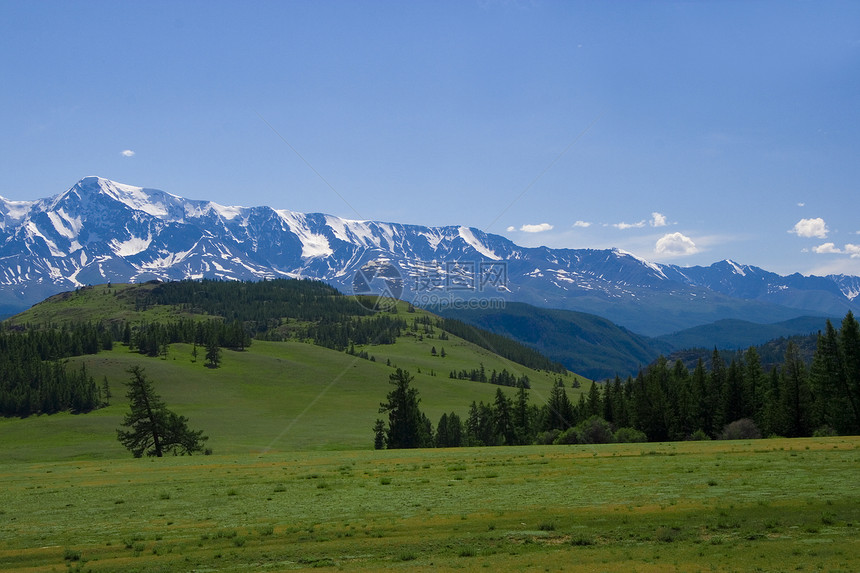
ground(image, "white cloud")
xmin=121 ymin=149 xmax=135 ymax=157
xmin=506 ymin=225 xmax=516 ymax=232
xmin=813 ymin=242 xmax=842 ymax=254
xmin=789 ymin=217 xmax=828 ymax=238
xmin=810 ymin=242 xmax=860 ymax=258
xmin=797 ymin=202 xmax=805 ymax=207
xmin=520 ymin=223 xmax=554 ymax=233
xmin=655 ymin=232 xmax=698 ymax=256
xmin=612 ymin=220 xmax=646 ymax=230
xmin=572 ymin=220 xmax=591 ymax=228
xmin=650 ymin=212 xmax=667 ymax=227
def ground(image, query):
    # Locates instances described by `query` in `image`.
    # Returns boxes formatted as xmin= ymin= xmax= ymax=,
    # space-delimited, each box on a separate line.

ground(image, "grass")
xmin=0 ymin=330 xmax=577 ymax=463
xmin=0 ymin=437 xmax=857 ymax=572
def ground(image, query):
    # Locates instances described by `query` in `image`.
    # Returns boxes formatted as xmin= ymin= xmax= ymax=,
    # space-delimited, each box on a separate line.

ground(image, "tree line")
xmin=0 ymin=324 xmax=108 ymax=417
xmin=448 ymin=364 xmax=532 ymax=388
xmin=375 ymin=312 xmax=860 ymax=449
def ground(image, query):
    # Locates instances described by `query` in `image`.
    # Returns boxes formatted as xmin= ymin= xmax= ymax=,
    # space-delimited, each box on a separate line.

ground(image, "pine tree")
xmin=809 ymin=323 xmax=843 ymax=432
xmin=543 ymin=379 xmax=574 ymax=431
xmin=435 ymin=413 xmax=450 ymax=447
xmin=493 ymin=388 xmax=515 ymax=445
xmin=101 ymin=376 xmax=111 ymax=406
xmin=205 ymin=338 xmax=221 ymax=369
xmin=373 ymin=419 xmax=386 ymax=450
xmin=378 ymin=369 xmax=425 ymax=449
xmin=116 ymin=366 xmax=208 ymax=457
xmin=445 ymin=412 xmax=463 ymax=447
xmin=513 ymin=381 xmax=532 ymax=445
xmin=744 ymin=346 xmax=766 ymax=427
xmin=839 ymin=312 xmax=860 ymax=433
xmin=780 ymin=341 xmax=812 ymax=437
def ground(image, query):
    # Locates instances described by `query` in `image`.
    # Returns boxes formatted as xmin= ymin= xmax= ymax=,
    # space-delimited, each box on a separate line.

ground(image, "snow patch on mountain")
xmin=726 ymin=259 xmax=747 ymax=276
xmin=0 ymin=197 xmax=36 ymax=230
xmin=209 ymin=202 xmax=244 ymax=221
xmin=325 ymin=215 xmax=379 ymax=249
xmin=615 ymin=248 xmax=668 ymax=279
xmin=276 ymin=210 xmax=333 ymax=258
xmin=111 ymin=235 xmax=152 ymax=256
xmin=89 ymin=177 xmax=170 ymax=217
xmin=458 ymin=227 xmax=501 ymax=260
xmin=24 ymin=221 xmax=64 ymax=256
xmin=47 ymin=209 xmax=83 ymax=240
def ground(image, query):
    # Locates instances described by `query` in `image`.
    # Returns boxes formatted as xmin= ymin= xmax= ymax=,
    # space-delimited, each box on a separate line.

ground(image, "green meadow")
xmin=0 ymin=333 xmax=577 ymax=462
xmin=1 ymin=438 xmax=857 ymax=572
xmin=2 ymin=285 xmax=859 ymax=571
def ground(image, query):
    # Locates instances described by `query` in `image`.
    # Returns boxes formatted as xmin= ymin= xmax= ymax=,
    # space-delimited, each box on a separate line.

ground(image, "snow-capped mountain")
xmin=1 ymin=177 xmax=857 ymax=335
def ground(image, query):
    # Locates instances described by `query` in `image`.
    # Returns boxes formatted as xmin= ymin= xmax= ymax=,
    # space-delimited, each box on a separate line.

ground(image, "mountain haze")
xmin=1 ymin=177 xmax=857 ymax=334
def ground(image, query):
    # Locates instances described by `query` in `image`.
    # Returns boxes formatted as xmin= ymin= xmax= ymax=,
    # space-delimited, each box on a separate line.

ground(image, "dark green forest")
xmin=0 ymin=323 xmax=106 ymax=416
xmin=376 ymin=312 xmax=860 ymax=449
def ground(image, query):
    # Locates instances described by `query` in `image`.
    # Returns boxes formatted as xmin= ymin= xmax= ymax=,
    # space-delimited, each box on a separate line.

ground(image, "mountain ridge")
xmin=1 ymin=176 xmax=857 ymax=334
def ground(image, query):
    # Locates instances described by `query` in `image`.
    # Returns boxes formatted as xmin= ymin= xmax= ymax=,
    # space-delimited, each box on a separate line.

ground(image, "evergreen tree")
xmin=780 ymin=341 xmax=813 ymax=437
xmin=205 ymin=338 xmax=221 ymax=368
xmin=744 ymin=346 xmax=766 ymax=428
xmin=101 ymin=376 xmax=111 ymax=407
xmin=435 ymin=413 xmax=450 ymax=447
xmin=809 ymin=323 xmax=843 ymax=432
xmin=493 ymin=388 xmax=515 ymax=445
xmin=542 ymin=379 xmax=574 ymax=431
xmin=116 ymin=366 xmax=208 ymax=457
xmin=512 ymin=381 xmax=532 ymax=445
xmin=585 ymin=381 xmax=602 ymax=418
xmin=722 ymin=358 xmax=746 ymax=424
xmin=839 ymin=312 xmax=860 ymax=433
xmin=373 ymin=419 xmax=386 ymax=450
xmin=378 ymin=369 xmax=425 ymax=449
xmin=445 ymin=412 xmax=463 ymax=447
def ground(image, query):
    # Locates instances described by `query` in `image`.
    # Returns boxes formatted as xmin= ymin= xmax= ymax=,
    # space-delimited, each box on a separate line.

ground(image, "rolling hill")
xmin=0 ymin=281 xmax=584 ymax=463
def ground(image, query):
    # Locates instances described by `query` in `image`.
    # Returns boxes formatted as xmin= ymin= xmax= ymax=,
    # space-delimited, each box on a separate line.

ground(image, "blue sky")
xmin=1 ymin=0 xmax=858 ymax=275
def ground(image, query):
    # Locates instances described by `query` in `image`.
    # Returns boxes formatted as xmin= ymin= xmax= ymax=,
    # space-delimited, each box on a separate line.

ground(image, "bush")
xmin=687 ymin=429 xmax=712 ymax=441
xmin=614 ymin=427 xmax=648 ymax=443
xmin=719 ymin=418 xmax=761 ymax=440
xmin=553 ymin=428 xmax=579 ymax=445
xmin=574 ymin=416 xmax=615 ymax=444
xmin=813 ymin=425 xmax=837 ymax=437
xmin=536 ymin=429 xmax=561 ymax=445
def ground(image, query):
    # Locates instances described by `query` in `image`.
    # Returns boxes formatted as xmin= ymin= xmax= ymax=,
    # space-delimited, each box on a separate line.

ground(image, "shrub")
xmin=614 ymin=427 xmax=647 ymax=443
xmin=574 ymin=416 xmax=615 ymax=444
xmin=553 ymin=428 xmax=579 ymax=445
xmin=687 ymin=429 xmax=712 ymax=441
xmin=536 ymin=429 xmax=561 ymax=445
xmin=813 ymin=425 xmax=837 ymax=437
xmin=719 ymin=418 xmax=761 ymax=440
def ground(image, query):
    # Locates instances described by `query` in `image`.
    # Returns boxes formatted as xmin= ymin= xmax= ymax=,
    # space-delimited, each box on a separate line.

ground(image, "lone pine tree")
xmin=116 ymin=366 xmax=208 ymax=457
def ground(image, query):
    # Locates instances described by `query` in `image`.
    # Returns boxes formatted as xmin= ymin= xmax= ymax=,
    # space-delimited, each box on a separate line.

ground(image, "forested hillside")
xmin=374 ymin=312 xmax=860 ymax=449
xmin=2 ymin=279 xmax=567 ymax=418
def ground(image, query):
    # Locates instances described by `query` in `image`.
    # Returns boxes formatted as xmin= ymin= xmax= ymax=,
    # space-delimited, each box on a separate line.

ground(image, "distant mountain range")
xmin=437 ymin=302 xmax=832 ymax=380
xmin=2 ymin=177 xmax=858 ymax=334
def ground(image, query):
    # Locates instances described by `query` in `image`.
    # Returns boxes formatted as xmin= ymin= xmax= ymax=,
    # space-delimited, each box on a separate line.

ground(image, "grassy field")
xmin=0 ymin=437 xmax=857 ymax=572
xmin=3 ymin=286 xmax=858 ymax=571
xmin=0 ymin=333 xmax=579 ymax=463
